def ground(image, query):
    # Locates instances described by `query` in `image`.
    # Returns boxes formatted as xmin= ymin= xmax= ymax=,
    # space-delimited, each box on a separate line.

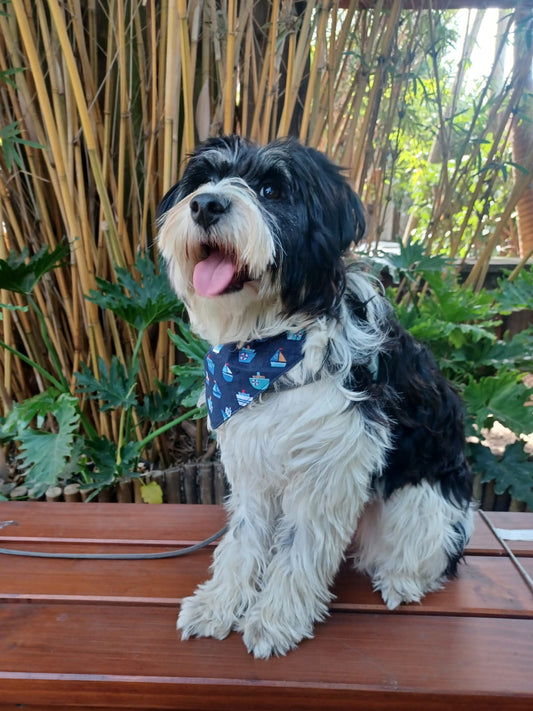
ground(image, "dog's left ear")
xmin=290 ymin=143 xmax=365 ymax=254
xmin=336 ymin=180 xmax=366 ymax=252
xmin=307 ymin=148 xmax=366 ymax=253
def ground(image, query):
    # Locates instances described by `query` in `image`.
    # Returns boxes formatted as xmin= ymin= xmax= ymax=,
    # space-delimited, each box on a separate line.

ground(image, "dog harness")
xmin=204 ymin=330 xmax=306 ymax=429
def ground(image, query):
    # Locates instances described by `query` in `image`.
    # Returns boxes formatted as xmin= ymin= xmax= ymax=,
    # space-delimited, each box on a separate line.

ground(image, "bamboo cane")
xmin=178 ymin=0 xmax=196 ymax=156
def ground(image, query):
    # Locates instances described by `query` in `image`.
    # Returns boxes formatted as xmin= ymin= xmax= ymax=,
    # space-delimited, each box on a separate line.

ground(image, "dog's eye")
xmin=259 ymin=183 xmax=281 ymax=200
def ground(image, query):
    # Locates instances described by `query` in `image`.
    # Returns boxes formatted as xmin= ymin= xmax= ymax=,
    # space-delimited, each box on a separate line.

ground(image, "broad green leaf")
xmin=169 ymin=320 xmax=209 ymax=364
xmin=497 ymin=269 xmax=533 ymax=314
xmin=0 ymin=389 xmax=64 ymax=439
xmin=87 ymin=253 xmax=183 ymax=331
xmin=82 ymin=438 xmax=140 ymax=485
xmin=379 ymin=239 xmax=451 ymax=282
xmin=483 ymin=327 xmax=533 ymax=371
xmin=463 ymin=370 xmax=533 ymax=435
xmin=474 ymin=441 xmax=533 ymax=510
xmin=0 ymin=243 xmax=69 ymax=294
xmin=136 ymin=380 xmax=183 ymax=423
xmin=16 ymin=394 xmax=80 ymax=497
xmin=75 ymin=356 xmax=138 ymax=411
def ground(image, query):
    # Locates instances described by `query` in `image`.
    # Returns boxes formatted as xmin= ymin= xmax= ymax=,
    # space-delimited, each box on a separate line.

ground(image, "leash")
xmin=0 ymin=522 xmax=228 ymax=560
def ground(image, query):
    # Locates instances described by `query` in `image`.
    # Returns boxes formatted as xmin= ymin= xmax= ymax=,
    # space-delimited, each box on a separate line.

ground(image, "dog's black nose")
xmin=190 ymin=193 xmax=231 ymax=229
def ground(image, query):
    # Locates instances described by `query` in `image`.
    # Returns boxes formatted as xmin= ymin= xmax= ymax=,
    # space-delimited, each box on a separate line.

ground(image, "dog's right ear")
xmin=157 ymin=182 xmax=182 ymax=221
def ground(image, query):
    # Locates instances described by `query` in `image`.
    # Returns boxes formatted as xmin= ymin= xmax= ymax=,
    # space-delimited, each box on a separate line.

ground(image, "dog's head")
xmin=157 ymin=135 xmax=365 ymax=344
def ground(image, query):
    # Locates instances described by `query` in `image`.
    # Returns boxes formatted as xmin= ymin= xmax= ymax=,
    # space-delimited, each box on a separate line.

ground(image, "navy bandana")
xmin=204 ymin=330 xmax=306 ymax=429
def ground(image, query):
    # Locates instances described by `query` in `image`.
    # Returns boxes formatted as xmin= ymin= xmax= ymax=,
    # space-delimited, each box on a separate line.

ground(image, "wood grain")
xmin=0 ymin=502 xmax=532 ymax=710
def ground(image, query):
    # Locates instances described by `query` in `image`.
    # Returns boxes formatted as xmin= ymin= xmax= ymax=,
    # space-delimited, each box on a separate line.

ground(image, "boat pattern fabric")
xmin=204 ymin=330 xmax=306 ymax=429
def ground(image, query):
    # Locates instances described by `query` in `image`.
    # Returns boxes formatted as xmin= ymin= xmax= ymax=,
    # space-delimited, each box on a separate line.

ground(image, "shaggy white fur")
xmin=157 ymin=135 xmax=474 ymax=658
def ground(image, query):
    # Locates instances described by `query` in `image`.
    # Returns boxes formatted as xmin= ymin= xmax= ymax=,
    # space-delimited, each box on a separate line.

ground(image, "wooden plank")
xmin=483 ymin=512 xmax=533 ymax=557
xmin=333 ymin=555 xmax=533 ymax=616
xmin=0 ymin=603 xmax=532 ymax=710
xmin=467 ymin=511 xmax=504 ymax=555
xmin=0 ymin=502 xmax=227 ymax=544
xmin=1 ymin=547 xmax=531 ymax=618
xmin=3 ymin=504 xmax=530 ymax=554
xmin=1 ymin=505 xmax=532 ymax=617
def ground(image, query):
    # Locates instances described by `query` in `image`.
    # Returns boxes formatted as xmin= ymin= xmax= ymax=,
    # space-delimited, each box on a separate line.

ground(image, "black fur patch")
xmin=368 ymin=320 xmax=473 ymax=508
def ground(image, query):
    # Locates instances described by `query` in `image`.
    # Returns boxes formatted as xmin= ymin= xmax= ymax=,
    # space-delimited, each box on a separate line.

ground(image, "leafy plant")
xmin=380 ymin=241 xmax=533 ymax=508
xmin=169 ymin=320 xmax=209 ymax=411
xmin=0 ymin=248 xmax=204 ymax=500
xmin=0 ymin=390 xmax=79 ymax=497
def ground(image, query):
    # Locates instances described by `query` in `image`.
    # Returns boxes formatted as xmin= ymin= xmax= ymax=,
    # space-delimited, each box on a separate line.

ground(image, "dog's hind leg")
xmin=177 ymin=490 xmax=277 ymax=641
xmin=352 ymin=480 xmax=474 ymax=609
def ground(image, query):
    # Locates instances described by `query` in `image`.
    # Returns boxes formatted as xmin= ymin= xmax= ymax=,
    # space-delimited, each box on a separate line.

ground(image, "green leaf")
xmin=463 ymin=370 xmax=533 ymax=435
xmin=0 ymin=302 xmax=28 ymax=318
xmin=168 ymin=320 xmax=209 ymax=408
xmin=496 ymin=269 xmax=533 ymax=314
xmin=136 ymin=380 xmax=183 ymax=423
xmin=0 ymin=242 xmax=69 ymax=294
xmin=0 ymin=389 xmax=62 ymax=439
xmin=379 ymin=239 xmax=451 ymax=282
xmin=87 ymin=253 xmax=183 ymax=331
xmin=82 ymin=437 xmax=140 ymax=486
xmin=473 ymin=441 xmax=533 ymax=510
xmin=0 ymin=67 xmax=26 ymax=89
xmin=169 ymin=320 xmax=209 ymax=364
xmin=482 ymin=327 xmax=533 ymax=372
xmin=420 ymin=271 xmax=497 ymax=325
xmin=14 ymin=393 xmax=80 ymax=497
xmin=172 ymin=363 xmax=205 ymax=408
xmin=0 ymin=120 xmax=45 ymax=171
xmin=75 ymin=356 xmax=138 ymax=412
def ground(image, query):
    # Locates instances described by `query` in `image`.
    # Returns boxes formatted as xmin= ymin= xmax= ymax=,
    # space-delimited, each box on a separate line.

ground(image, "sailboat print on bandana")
xmin=204 ymin=331 xmax=306 ymax=429
xmin=270 ymin=348 xmax=287 ymax=368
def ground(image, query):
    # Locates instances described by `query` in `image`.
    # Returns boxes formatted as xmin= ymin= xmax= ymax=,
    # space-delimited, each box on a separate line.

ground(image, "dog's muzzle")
xmin=190 ymin=192 xmax=231 ymax=230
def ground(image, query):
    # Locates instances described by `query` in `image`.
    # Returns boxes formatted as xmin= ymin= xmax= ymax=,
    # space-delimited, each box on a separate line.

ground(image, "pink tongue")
xmin=193 ymin=250 xmax=237 ymax=297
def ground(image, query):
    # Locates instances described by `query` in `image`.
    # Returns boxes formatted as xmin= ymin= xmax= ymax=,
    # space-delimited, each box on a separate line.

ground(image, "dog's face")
xmin=158 ymin=136 xmax=365 ymax=343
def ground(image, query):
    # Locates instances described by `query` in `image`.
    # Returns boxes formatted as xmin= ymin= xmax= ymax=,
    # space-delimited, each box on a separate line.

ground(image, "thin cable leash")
xmin=0 ymin=523 xmax=228 ymax=560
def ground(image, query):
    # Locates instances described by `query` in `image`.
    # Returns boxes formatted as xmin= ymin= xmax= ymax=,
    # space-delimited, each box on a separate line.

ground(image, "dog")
xmin=157 ymin=135 xmax=474 ymax=659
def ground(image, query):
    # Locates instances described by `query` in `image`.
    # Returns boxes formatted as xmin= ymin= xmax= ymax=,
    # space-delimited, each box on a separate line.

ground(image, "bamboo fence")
xmin=0 ymin=0 xmax=531 ymax=454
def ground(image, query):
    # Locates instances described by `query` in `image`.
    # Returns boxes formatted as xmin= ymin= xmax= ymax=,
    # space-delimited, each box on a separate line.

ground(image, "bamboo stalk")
xmin=351 ymin=0 xmax=400 ymax=190
xmin=177 ymin=0 xmax=195 ymax=157
xmin=299 ymin=0 xmax=330 ymax=143
xmin=260 ymin=0 xmax=281 ymax=145
xmin=223 ymin=0 xmax=237 ymax=134
xmin=47 ymin=0 xmax=125 ymax=270
xmin=163 ymin=0 xmax=181 ymax=189
xmin=465 ymin=146 xmax=533 ymax=290
xmin=277 ymin=1 xmax=315 ymax=138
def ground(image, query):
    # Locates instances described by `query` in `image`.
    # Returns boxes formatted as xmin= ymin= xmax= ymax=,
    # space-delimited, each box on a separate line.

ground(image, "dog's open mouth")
xmin=193 ymin=246 xmax=251 ymax=297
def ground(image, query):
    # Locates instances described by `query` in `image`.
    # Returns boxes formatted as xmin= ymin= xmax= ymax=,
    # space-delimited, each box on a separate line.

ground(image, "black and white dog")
xmin=157 ymin=135 xmax=473 ymax=659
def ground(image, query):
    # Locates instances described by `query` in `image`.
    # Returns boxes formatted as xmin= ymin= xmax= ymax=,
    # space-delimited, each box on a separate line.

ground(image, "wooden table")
xmin=0 ymin=502 xmax=532 ymax=710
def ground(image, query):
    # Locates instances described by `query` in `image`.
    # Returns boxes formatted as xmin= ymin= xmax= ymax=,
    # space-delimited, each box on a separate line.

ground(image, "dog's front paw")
xmin=242 ymin=604 xmax=315 ymax=659
xmin=177 ymin=588 xmax=237 ymax=641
